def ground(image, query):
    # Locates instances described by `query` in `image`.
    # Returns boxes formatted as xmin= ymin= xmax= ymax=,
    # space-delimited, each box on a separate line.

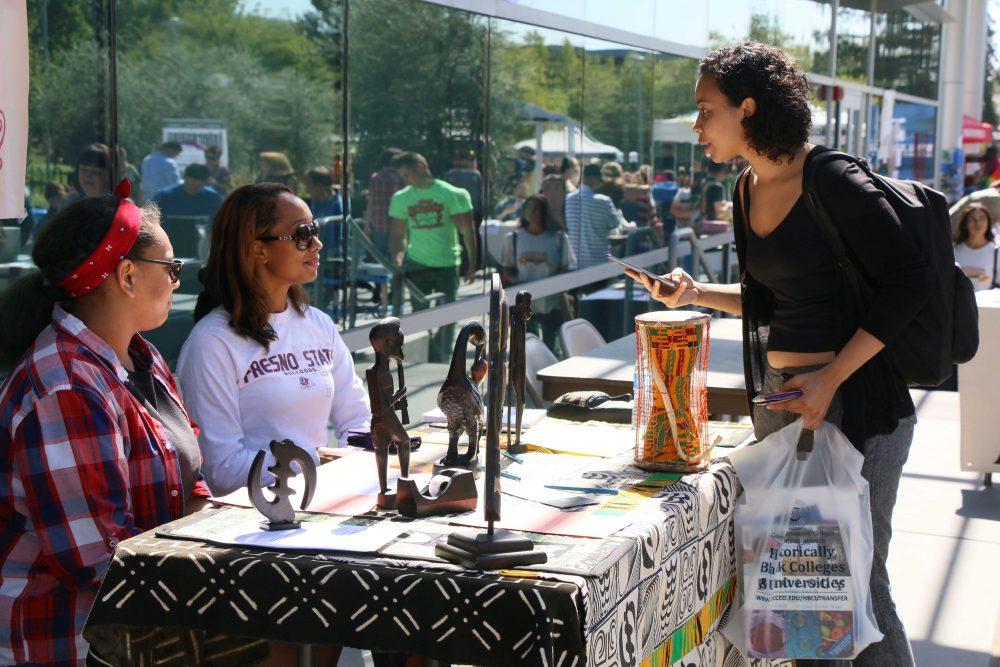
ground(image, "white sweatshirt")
xmin=176 ymin=305 xmax=371 ymax=496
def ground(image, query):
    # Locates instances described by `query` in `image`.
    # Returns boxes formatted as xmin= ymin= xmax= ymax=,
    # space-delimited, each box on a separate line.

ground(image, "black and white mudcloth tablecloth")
xmin=84 ymin=459 xmax=778 ymax=666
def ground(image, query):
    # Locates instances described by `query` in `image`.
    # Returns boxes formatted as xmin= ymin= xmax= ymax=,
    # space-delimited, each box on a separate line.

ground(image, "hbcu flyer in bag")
xmin=745 ymin=522 xmax=856 ymax=659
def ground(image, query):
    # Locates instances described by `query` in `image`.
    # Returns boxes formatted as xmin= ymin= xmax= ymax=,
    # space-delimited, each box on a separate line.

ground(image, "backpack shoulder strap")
xmin=801 ymin=148 xmax=867 ymax=311
xmin=993 ymin=244 xmax=998 ymax=287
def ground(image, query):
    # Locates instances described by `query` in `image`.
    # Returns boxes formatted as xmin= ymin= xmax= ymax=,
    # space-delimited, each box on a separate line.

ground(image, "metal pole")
xmin=42 ymin=0 xmax=52 ymax=181
xmin=107 ymin=0 xmax=119 ymax=189
xmin=340 ymin=0 xmax=351 ymax=326
xmin=637 ymin=55 xmax=644 ymax=168
xmin=827 ymin=0 xmax=839 ymax=146
xmin=863 ymin=0 xmax=877 ymax=159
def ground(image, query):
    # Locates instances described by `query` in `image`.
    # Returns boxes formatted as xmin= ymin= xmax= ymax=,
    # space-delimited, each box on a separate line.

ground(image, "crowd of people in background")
xmin=11 ymin=133 xmax=1000 ymax=358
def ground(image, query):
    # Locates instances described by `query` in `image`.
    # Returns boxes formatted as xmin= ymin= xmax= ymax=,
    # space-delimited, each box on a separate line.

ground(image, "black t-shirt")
xmin=744 ymin=194 xmax=839 ymax=352
xmin=127 ymin=362 xmax=202 ymax=498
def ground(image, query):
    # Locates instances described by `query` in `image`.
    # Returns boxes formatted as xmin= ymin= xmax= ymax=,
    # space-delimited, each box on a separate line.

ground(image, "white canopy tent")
xmin=654 ymin=106 xmax=850 ymax=147
xmin=515 ymin=126 xmax=623 ymax=161
xmin=652 ymin=112 xmax=698 ymax=144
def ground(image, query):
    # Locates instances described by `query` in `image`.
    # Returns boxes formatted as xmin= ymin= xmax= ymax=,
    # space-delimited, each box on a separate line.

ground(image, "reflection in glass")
xmin=489 ymin=21 xmax=585 ymax=352
xmin=26 ymin=0 xmax=110 ymax=235
xmin=349 ymin=0 xmax=489 ymax=359
xmin=111 ymin=0 xmax=344 ymax=365
xmin=874 ymin=10 xmax=941 ymax=99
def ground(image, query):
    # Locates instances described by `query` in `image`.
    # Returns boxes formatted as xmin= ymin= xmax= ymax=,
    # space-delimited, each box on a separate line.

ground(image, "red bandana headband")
xmin=58 ymin=179 xmax=142 ymax=298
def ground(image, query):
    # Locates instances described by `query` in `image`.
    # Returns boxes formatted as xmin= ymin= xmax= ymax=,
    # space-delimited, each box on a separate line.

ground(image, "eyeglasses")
xmin=130 ymin=257 xmax=184 ymax=283
xmin=257 ymin=222 xmax=320 ymax=251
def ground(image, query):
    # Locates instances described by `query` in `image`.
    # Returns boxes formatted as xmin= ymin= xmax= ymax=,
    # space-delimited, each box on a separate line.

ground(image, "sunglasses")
xmin=130 ymin=257 xmax=184 ymax=283
xmin=257 ymin=222 xmax=320 ymax=251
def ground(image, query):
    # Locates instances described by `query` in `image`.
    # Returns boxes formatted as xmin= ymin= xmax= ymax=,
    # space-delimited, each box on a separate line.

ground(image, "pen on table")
xmin=500 ymin=471 xmax=521 ymax=481
xmin=501 ymin=451 xmax=524 ymax=464
xmin=543 ymin=484 xmax=619 ymax=495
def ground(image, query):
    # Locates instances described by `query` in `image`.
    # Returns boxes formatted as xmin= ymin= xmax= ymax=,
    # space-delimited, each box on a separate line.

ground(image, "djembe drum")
xmin=633 ymin=311 xmax=711 ymax=472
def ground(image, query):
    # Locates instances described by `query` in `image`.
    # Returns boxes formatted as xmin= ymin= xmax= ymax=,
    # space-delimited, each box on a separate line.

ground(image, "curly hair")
xmin=699 ymin=41 xmax=812 ymax=163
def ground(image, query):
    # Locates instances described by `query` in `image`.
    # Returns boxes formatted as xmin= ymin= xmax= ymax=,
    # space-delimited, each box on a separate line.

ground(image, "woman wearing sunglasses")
xmin=177 ymin=183 xmax=370 ymax=497
xmin=0 ymin=185 xmax=212 ymax=665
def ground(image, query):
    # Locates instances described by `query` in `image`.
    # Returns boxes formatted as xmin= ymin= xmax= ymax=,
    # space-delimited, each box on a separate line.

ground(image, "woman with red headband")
xmin=0 ymin=184 xmax=211 ymax=665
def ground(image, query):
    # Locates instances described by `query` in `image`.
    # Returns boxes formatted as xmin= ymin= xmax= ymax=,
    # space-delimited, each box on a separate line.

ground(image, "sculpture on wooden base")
xmin=247 ymin=439 xmax=316 ymax=530
xmin=506 ymin=290 xmax=532 ymax=455
xmin=436 ymin=275 xmax=547 ymax=569
xmin=366 ymin=318 xmax=411 ymax=510
xmin=436 ymin=321 xmax=487 ymax=471
xmin=364 ymin=318 xmax=478 ymax=517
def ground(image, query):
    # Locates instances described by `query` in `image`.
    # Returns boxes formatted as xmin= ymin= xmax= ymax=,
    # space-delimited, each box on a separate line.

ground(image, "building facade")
xmin=20 ymin=0 xmax=991 ymax=354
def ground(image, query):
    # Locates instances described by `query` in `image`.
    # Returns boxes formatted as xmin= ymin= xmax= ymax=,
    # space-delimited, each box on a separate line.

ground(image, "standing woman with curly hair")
xmin=627 ymin=41 xmax=927 ymax=665
xmin=0 ymin=187 xmax=212 ymax=665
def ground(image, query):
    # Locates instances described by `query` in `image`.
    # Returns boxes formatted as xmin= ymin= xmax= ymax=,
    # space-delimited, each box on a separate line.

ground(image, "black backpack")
xmin=802 ymin=149 xmax=979 ymax=387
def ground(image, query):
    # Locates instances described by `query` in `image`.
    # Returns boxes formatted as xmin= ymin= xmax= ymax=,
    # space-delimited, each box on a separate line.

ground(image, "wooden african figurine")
xmin=436 ymin=321 xmax=487 ymax=470
xmin=435 ymin=274 xmax=545 ymax=569
xmin=506 ymin=291 xmax=532 ymax=454
xmin=366 ymin=317 xmax=410 ymax=510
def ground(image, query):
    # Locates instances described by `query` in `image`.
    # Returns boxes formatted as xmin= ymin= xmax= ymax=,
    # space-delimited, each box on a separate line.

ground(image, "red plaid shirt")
xmin=0 ymin=306 xmax=193 ymax=666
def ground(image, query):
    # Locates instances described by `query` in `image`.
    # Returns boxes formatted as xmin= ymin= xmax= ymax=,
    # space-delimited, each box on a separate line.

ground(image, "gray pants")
xmin=751 ymin=362 xmax=916 ymax=667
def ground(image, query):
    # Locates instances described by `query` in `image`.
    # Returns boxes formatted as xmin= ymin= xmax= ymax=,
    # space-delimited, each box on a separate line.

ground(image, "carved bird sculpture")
xmin=437 ymin=321 xmax=487 ymax=467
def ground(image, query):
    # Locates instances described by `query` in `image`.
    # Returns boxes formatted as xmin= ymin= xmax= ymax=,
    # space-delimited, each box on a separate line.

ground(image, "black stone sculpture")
xmin=436 ymin=275 xmax=547 ymax=569
xmin=366 ymin=318 xmax=411 ymax=510
xmin=436 ymin=320 xmax=487 ymax=471
xmin=506 ymin=290 xmax=532 ymax=455
xmin=247 ymin=439 xmax=317 ymax=530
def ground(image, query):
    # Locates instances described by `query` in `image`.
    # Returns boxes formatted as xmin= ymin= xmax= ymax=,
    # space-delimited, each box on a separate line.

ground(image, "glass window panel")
xmin=347 ymin=0 xmax=489 ymax=358
xmin=583 ymin=0 xmax=655 ymax=39
xmin=26 ymin=0 xmax=110 ymax=224
xmin=707 ymin=0 xmax=750 ymax=46
xmin=652 ymin=53 xmax=699 ymax=235
xmin=829 ymin=7 xmax=873 ymax=83
xmin=874 ymin=10 xmax=941 ymax=99
xmin=488 ymin=20 xmax=584 ymax=355
xmin=890 ymin=102 xmax=936 ymax=182
xmin=747 ymin=0 xmax=831 ymax=75
xmin=654 ymin=3 xmax=709 ymax=49
xmin=115 ymin=0 xmax=343 ymax=365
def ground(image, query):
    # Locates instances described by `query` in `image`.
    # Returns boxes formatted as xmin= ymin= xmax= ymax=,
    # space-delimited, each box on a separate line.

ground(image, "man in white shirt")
xmin=565 ymin=163 xmax=623 ymax=269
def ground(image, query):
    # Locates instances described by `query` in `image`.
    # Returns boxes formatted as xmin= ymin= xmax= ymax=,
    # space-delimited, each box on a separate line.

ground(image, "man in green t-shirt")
xmin=388 ymin=151 xmax=478 ymax=361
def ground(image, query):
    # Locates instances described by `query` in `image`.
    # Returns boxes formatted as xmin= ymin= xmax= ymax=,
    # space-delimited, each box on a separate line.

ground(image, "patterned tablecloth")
xmin=84 ymin=453 xmax=776 ymax=666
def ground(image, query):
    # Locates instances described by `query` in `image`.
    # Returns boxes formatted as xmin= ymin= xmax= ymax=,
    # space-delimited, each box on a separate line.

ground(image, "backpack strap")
xmin=993 ymin=244 xmax=998 ymax=288
xmin=801 ymin=149 xmax=869 ymax=313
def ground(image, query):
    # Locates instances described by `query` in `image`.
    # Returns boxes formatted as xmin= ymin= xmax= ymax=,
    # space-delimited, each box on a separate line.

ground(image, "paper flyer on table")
xmin=158 ymin=506 xmax=410 ymax=554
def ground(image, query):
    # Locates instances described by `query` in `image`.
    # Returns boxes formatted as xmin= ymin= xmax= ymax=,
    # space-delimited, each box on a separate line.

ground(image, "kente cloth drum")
xmin=633 ymin=311 xmax=711 ymax=472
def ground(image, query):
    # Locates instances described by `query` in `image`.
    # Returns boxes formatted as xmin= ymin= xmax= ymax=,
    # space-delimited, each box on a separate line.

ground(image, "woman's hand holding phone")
xmin=624 ymin=267 xmax=700 ymax=308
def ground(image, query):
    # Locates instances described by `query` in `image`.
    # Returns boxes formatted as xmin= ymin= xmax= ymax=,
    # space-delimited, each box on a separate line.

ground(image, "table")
xmin=84 ymin=439 xmax=753 ymax=666
xmin=959 ymin=288 xmax=1000 ymax=483
xmin=537 ymin=317 xmax=748 ymax=415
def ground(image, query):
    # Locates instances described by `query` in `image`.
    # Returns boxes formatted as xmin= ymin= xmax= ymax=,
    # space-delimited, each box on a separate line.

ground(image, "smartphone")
xmin=607 ymin=255 xmax=678 ymax=291
xmin=751 ymin=389 xmax=804 ymax=405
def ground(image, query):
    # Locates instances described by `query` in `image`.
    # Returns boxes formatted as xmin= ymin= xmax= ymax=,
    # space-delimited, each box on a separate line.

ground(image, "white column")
xmin=937 ymin=0 xmax=968 ymax=172
xmin=962 ymin=0 xmax=989 ymax=120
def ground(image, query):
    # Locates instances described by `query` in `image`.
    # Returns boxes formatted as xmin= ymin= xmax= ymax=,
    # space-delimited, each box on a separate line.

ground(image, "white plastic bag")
xmin=721 ymin=418 xmax=882 ymax=661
